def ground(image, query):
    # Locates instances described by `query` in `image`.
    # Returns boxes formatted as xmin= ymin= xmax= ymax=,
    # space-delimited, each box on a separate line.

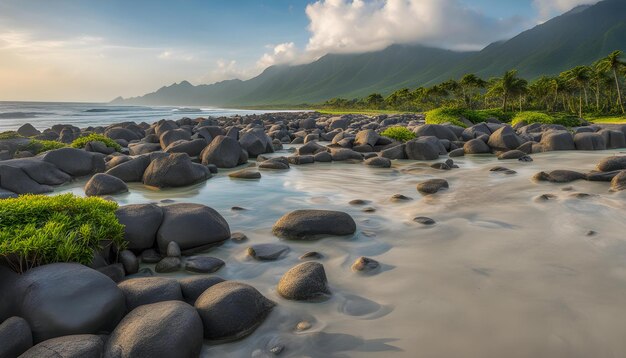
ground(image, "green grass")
xmin=0 ymin=194 xmax=126 ymax=273
xmin=425 ymin=107 xmax=513 ymax=128
xmin=380 ymin=126 xmax=416 ymax=142
xmin=589 ymin=115 xmax=626 ymax=124
xmin=0 ymin=131 xmax=23 ymax=140
xmin=511 ymin=111 xmax=581 ymax=127
xmin=18 ymin=140 xmax=66 ymax=154
xmin=314 ymin=109 xmax=408 ymax=116
xmin=71 ymin=133 xmax=122 ymax=152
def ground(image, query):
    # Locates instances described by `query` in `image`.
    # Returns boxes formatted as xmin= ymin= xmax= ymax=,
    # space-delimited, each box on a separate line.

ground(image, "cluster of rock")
xmin=0 ymin=205 xmax=361 ymax=357
xmin=532 ymin=155 xmax=626 ymax=192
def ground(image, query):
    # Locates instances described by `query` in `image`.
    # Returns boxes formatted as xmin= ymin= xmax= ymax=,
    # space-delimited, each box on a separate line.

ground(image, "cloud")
xmin=200 ymin=59 xmax=258 ymax=84
xmin=532 ymin=0 xmax=600 ymax=21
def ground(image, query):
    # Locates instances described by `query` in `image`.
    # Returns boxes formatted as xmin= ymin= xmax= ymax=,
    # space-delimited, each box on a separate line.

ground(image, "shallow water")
xmin=58 ymin=148 xmax=626 ymax=358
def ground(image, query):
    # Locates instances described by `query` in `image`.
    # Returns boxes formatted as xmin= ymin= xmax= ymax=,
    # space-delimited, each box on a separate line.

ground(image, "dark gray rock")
xmin=354 ymin=129 xmax=380 ymax=147
xmin=330 ymin=148 xmax=363 ymax=161
xmin=247 ymin=244 xmax=290 ymax=261
xmin=405 ymin=137 xmax=440 ymax=160
xmin=140 ymin=249 xmax=162 ymax=263
xmin=448 ymin=148 xmax=465 ymax=157
xmin=164 ymin=138 xmax=207 ymax=157
xmin=178 ymin=276 xmax=225 ymax=304
xmin=416 ymin=179 xmax=449 ymax=195
xmin=104 ymin=301 xmax=203 ymax=358
xmin=41 ymin=148 xmax=105 ymax=176
xmin=128 ymin=142 xmax=161 ymax=155
xmin=143 ymin=153 xmax=210 ymax=188
xmin=351 ymin=257 xmax=380 ymax=273
xmin=195 ymin=281 xmax=275 ymax=340
xmin=17 ymin=123 xmax=41 ymax=137
xmin=539 ymin=130 xmax=576 ymax=151
xmin=228 ymin=169 xmax=261 ymax=179
xmin=155 ymin=257 xmax=181 ymax=273
xmin=84 ymin=173 xmax=128 ymax=196
xmin=414 ymin=124 xmax=458 ymax=141
xmin=463 ymin=138 xmax=491 ymax=154
xmin=0 ymin=165 xmax=52 ymax=194
xmin=160 ymin=129 xmax=191 ymax=149
xmin=598 ymin=129 xmax=626 ymax=149
xmin=610 ymin=171 xmax=626 ymax=191
xmin=364 ymin=156 xmax=391 ymax=168
xmin=105 ymin=156 xmax=151 ymax=182
xmin=0 ymin=158 xmax=71 ymax=186
xmin=533 ymin=170 xmax=586 ymax=183
xmin=574 ymin=132 xmax=606 ymax=151
xmin=414 ymin=217 xmax=436 ymax=225
xmin=201 ymin=135 xmax=242 ymax=168
xmin=96 ymin=263 xmax=126 ymax=283
xmin=0 ymin=316 xmax=32 ymax=357
xmin=297 ymin=141 xmax=326 ymax=156
xmin=118 ymin=277 xmax=183 ymax=312
xmin=596 ymin=156 xmax=626 ymax=172
xmin=157 ymin=203 xmax=230 ymax=253
xmin=116 ymin=204 xmax=163 ymax=251
xmin=313 ymin=151 xmax=333 ymax=162
xmin=21 ymin=334 xmax=104 ymax=358
xmin=166 ymin=241 xmax=181 ymax=257
xmin=272 ymin=210 xmax=356 ymax=240
xmin=487 ymin=126 xmax=523 ymax=152
xmin=184 ymin=256 xmax=225 ymax=273
xmin=380 ymin=144 xmax=406 ymax=160
xmin=278 ymin=262 xmax=330 ymax=300
xmin=498 ymin=150 xmax=528 ymax=160
xmin=16 ymin=263 xmax=125 ymax=343
xmin=119 ymin=250 xmax=139 ymax=275
xmin=106 ymin=127 xmax=141 ymax=142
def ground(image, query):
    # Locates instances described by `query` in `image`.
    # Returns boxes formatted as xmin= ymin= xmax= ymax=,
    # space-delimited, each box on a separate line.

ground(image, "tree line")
xmin=320 ymin=50 xmax=626 ymax=117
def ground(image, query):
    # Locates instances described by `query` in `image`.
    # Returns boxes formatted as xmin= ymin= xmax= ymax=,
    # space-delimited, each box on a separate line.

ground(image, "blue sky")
xmin=0 ymin=0 xmax=597 ymax=101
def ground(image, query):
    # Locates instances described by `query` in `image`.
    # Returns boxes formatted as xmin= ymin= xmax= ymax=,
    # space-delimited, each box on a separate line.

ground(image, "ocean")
xmin=0 ymin=101 xmax=305 ymax=132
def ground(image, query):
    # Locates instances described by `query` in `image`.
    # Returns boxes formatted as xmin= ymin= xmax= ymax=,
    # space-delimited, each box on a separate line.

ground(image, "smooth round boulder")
xmin=364 ymin=156 xmax=391 ymax=168
xmin=574 ymin=132 xmax=606 ymax=151
xmin=156 ymin=203 xmax=231 ymax=253
xmin=351 ymin=257 xmax=380 ymax=273
xmin=160 ymin=129 xmax=191 ymax=149
xmin=0 ymin=316 xmax=32 ymax=357
xmin=184 ymin=256 xmax=225 ymax=273
xmin=195 ymin=281 xmax=275 ymax=341
xmin=278 ymin=262 xmax=330 ymax=301
xmin=117 ymin=277 xmax=183 ymax=312
xmin=178 ymin=276 xmax=225 ymax=304
xmin=272 ymin=210 xmax=356 ymax=240
xmin=104 ymin=301 xmax=203 ymax=358
xmin=164 ymin=138 xmax=207 ymax=157
xmin=17 ymin=123 xmax=41 ymax=137
xmin=533 ymin=170 xmax=586 ymax=183
xmin=597 ymin=156 xmax=626 ymax=172
xmin=16 ymin=263 xmax=126 ymax=343
xmin=539 ymin=130 xmax=575 ymax=151
xmin=21 ymin=335 xmax=104 ymax=358
xmin=405 ymin=137 xmax=441 ymax=160
xmin=105 ymin=156 xmax=151 ymax=182
xmin=247 ymin=244 xmax=290 ymax=261
xmin=610 ymin=170 xmax=626 ymax=191
xmin=487 ymin=126 xmax=523 ymax=152
xmin=142 ymin=153 xmax=210 ymax=188
xmin=115 ymin=204 xmax=164 ymax=251
xmin=498 ymin=150 xmax=528 ymax=160
xmin=84 ymin=173 xmax=128 ymax=196
xmin=41 ymin=148 xmax=105 ymax=176
xmin=416 ymin=179 xmax=449 ymax=195
xmin=463 ymin=138 xmax=491 ymax=154
xmin=201 ymin=135 xmax=242 ymax=168
xmin=228 ymin=169 xmax=261 ymax=180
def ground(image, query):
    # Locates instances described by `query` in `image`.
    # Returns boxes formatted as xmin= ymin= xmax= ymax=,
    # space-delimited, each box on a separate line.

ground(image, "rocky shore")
xmin=2 ymin=112 xmax=626 ymax=357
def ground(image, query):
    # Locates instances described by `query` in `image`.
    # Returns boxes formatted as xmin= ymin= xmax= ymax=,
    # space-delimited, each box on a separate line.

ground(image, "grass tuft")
xmin=380 ymin=126 xmax=416 ymax=142
xmin=71 ymin=134 xmax=122 ymax=152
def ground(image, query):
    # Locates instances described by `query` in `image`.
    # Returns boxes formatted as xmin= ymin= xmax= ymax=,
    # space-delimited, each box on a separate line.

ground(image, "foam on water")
xmin=54 ymin=147 xmax=626 ymax=357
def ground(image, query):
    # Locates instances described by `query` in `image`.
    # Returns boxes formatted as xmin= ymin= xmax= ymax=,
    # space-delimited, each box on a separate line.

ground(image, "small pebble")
xmin=299 ymin=251 xmax=323 ymax=260
xmin=231 ymin=206 xmax=248 ymax=211
xmin=362 ymin=207 xmax=376 ymax=213
xmin=390 ymin=194 xmax=412 ymax=202
xmin=414 ymin=216 xmax=436 ymax=225
xmin=231 ymin=232 xmax=248 ymax=242
xmin=349 ymin=199 xmax=370 ymax=205
xmin=296 ymin=321 xmax=312 ymax=331
xmin=351 ymin=256 xmax=380 ymax=272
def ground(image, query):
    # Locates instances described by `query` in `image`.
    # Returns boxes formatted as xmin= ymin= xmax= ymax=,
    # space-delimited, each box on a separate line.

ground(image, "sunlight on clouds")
xmin=532 ymin=0 xmax=599 ymax=21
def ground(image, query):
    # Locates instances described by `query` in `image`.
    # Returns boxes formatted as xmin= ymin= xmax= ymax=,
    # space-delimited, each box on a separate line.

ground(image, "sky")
xmin=0 ymin=0 xmax=600 ymax=102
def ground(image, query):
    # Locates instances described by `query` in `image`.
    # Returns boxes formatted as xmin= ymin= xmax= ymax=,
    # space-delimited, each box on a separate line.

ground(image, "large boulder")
xmin=178 ymin=276 xmax=225 ymax=304
xmin=414 ymin=124 xmax=458 ymax=141
xmin=354 ymin=129 xmax=380 ymax=147
xmin=598 ymin=129 xmax=626 ymax=149
xmin=21 ymin=335 xmax=104 ymax=358
xmin=379 ymin=144 xmax=406 ymax=159
xmin=573 ymin=132 xmax=606 ymax=151
xmin=0 ymin=165 xmax=52 ymax=194
xmin=0 ymin=266 xmax=19 ymax=322
xmin=597 ymin=156 xmax=626 ymax=172
xmin=463 ymin=138 xmax=491 ymax=154
xmin=41 ymin=148 xmax=105 ymax=176
xmin=84 ymin=173 xmax=128 ymax=196
xmin=533 ymin=170 xmax=586 ymax=183
xmin=157 ymin=203 xmax=231 ymax=253
xmin=277 ymin=262 xmax=330 ymax=300
xmin=272 ymin=210 xmax=356 ymax=240
xmin=539 ymin=130 xmax=575 ymax=151
xmin=194 ymin=281 xmax=275 ymax=341
xmin=105 ymin=127 xmax=142 ymax=142
xmin=105 ymin=156 xmax=151 ymax=182
xmin=104 ymin=301 xmax=203 ymax=358
xmin=201 ymin=135 xmax=242 ymax=168
xmin=128 ymin=142 xmax=161 ymax=156
xmin=142 ymin=153 xmax=210 ymax=188
xmin=164 ymin=138 xmax=207 ymax=157
xmin=416 ymin=179 xmax=449 ymax=195
xmin=117 ymin=277 xmax=183 ymax=312
xmin=239 ymin=129 xmax=273 ymax=157
xmin=0 ymin=158 xmax=71 ymax=186
xmin=610 ymin=170 xmax=626 ymax=191
xmin=17 ymin=123 xmax=41 ymax=137
xmin=405 ymin=137 xmax=441 ymax=160
xmin=0 ymin=316 xmax=32 ymax=357
xmin=160 ymin=129 xmax=191 ymax=149
xmin=15 ymin=263 xmax=126 ymax=343
xmin=487 ymin=126 xmax=523 ymax=152
xmin=329 ymin=117 xmax=349 ymax=130
xmin=297 ymin=141 xmax=326 ymax=156
xmin=116 ymin=204 xmax=164 ymax=251
xmin=330 ymin=148 xmax=363 ymax=161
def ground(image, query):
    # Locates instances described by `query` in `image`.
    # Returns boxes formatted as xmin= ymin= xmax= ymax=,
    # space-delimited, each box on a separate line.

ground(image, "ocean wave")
xmin=0 ymin=112 xmax=44 ymax=119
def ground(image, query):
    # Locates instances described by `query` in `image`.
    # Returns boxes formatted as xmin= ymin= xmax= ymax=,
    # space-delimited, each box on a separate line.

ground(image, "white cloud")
xmin=256 ymin=42 xmax=308 ymax=68
xmin=532 ymin=0 xmax=599 ymax=21
xmin=199 ymin=59 xmax=258 ymax=84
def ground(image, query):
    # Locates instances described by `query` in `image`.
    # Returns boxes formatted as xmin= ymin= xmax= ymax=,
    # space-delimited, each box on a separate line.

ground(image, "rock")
xmin=574 ymin=132 xmax=606 ymax=150
xmin=239 ymin=129 xmax=273 ymax=157
xmin=105 ymin=156 xmax=151 ymax=182
xmin=596 ymin=156 xmax=626 ymax=172
xmin=119 ymin=250 xmax=139 ymax=275
xmin=140 ymin=249 xmax=162 ymax=263
xmin=416 ymin=179 xmax=449 ymax=195
xmin=405 ymin=137 xmax=441 ymax=160
xmin=201 ymin=135 xmax=242 ymax=168
xmin=118 ymin=277 xmax=183 ymax=312
xmin=351 ymin=257 xmax=380 ymax=272
xmin=166 ymin=241 xmax=182 ymax=257
xmin=21 ymin=335 xmax=104 ymax=358
xmin=155 ymin=257 xmax=181 ymax=273
xmin=586 ymin=170 xmax=621 ymax=182
xmin=610 ymin=171 xmax=626 ymax=191
xmin=314 ymin=151 xmax=333 ymax=162
xmin=390 ymin=194 xmax=412 ymax=202
xmin=195 ymin=281 xmax=275 ymax=340
xmin=277 ymin=262 xmax=330 ymax=301
xmin=97 ymin=264 xmax=126 ymax=283
xmin=41 ymin=148 xmax=105 ymax=176
xmin=330 ymin=148 xmax=363 ymax=161
xmin=184 ymin=256 xmax=225 ymax=273
xmin=297 ymin=141 xmax=326 ymax=156
xmin=380 ymin=144 xmax=406 ymax=160
xmin=329 ymin=117 xmax=349 ymax=130
xmin=104 ymin=301 xmax=203 ymax=358
xmin=364 ymin=156 xmax=391 ymax=168
xmin=533 ymin=170 xmax=586 ymax=183
xmin=0 ymin=165 xmax=52 ymax=194
xmin=414 ymin=124 xmax=458 ymax=141
xmin=115 ymin=204 xmax=163 ymax=251
xmin=414 ymin=217 xmax=436 ymax=225
xmin=598 ymin=129 xmax=626 ymax=149
xmin=463 ymin=138 xmax=491 ymax=154
xmin=487 ymin=126 xmax=523 ymax=152
xmin=84 ymin=173 xmax=128 ymax=196
xmin=539 ymin=130 xmax=575 ymax=151
xmin=354 ymin=130 xmax=380 ymax=147
xmin=160 ymin=129 xmax=191 ymax=149
xmin=164 ymin=138 xmax=207 ymax=157
xmin=16 ymin=263 xmax=125 ymax=343
xmin=17 ymin=123 xmax=41 ymax=137
xmin=498 ymin=150 xmax=528 ymax=160
xmin=247 ymin=244 xmax=290 ymax=261
xmin=299 ymin=118 xmax=317 ymax=129
xmin=157 ymin=203 xmax=230 ymax=253
xmin=178 ymin=276 xmax=225 ymax=304
xmin=142 ymin=153 xmax=210 ymax=188
xmin=85 ymin=141 xmax=115 ymax=155
xmin=299 ymin=251 xmax=323 ymax=260
xmin=106 ymin=127 xmax=142 ymax=142
xmin=449 ymin=148 xmax=465 ymax=157
xmin=0 ymin=158 xmax=71 ymax=186
xmin=259 ymin=158 xmax=290 ymax=170
xmin=272 ymin=210 xmax=356 ymax=240
xmin=0 ymin=316 xmax=32 ymax=357
xmin=230 ymin=232 xmax=248 ymax=242
xmin=228 ymin=169 xmax=261 ymax=179
xmin=128 ymin=142 xmax=161 ymax=155
xmin=490 ymin=166 xmax=517 ymax=175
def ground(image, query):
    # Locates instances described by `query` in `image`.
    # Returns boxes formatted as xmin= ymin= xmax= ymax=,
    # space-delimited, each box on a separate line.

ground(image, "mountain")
xmin=116 ymin=0 xmax=626 ymax=107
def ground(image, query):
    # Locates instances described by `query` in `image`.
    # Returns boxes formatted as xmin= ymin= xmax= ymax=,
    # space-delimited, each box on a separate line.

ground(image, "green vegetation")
xmin=510 ymin=112 xmax=580 ymax=127
xmin=316 ymin=50 xmax=626 ymax=127
xmin=380 ymin=127 xmax=416 ymax=142
xmin=0 ymin=131 xmax=23 ymax=140
xmin=0 ymin=194 xmax=126 ymax=273
xmin=589 ymin=115 xmax=626 ymax=124
xmin=71 ymin=133 xmax=122 ymax=152
xmin=18 ymin=140 xmax=66 ymax=154
xmin=315 ymin=108 xmax=404 ymax=116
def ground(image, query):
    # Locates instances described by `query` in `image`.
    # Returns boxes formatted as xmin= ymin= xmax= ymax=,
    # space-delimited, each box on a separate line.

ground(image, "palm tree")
xmin=490 ymin=70 xmax=528 ymax=111
xmin=597 ymin=50 xmax=625 ymax=113
xmin=365 ymin=93 xmax=384 ymax=109
xmin=460 ymin=74 xmax=487 ymax=109
xmin=562 ymin=66 xmax=591 ymax=117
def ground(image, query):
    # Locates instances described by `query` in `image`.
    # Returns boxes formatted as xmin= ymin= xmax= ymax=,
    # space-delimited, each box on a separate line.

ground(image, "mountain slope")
xmin=116 ymin=0 xmax=626 ymax=106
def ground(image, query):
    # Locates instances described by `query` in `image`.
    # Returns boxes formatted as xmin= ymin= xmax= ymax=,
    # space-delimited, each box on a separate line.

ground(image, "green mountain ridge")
xmin=115 ymin=0 xmax=626 ymax=107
